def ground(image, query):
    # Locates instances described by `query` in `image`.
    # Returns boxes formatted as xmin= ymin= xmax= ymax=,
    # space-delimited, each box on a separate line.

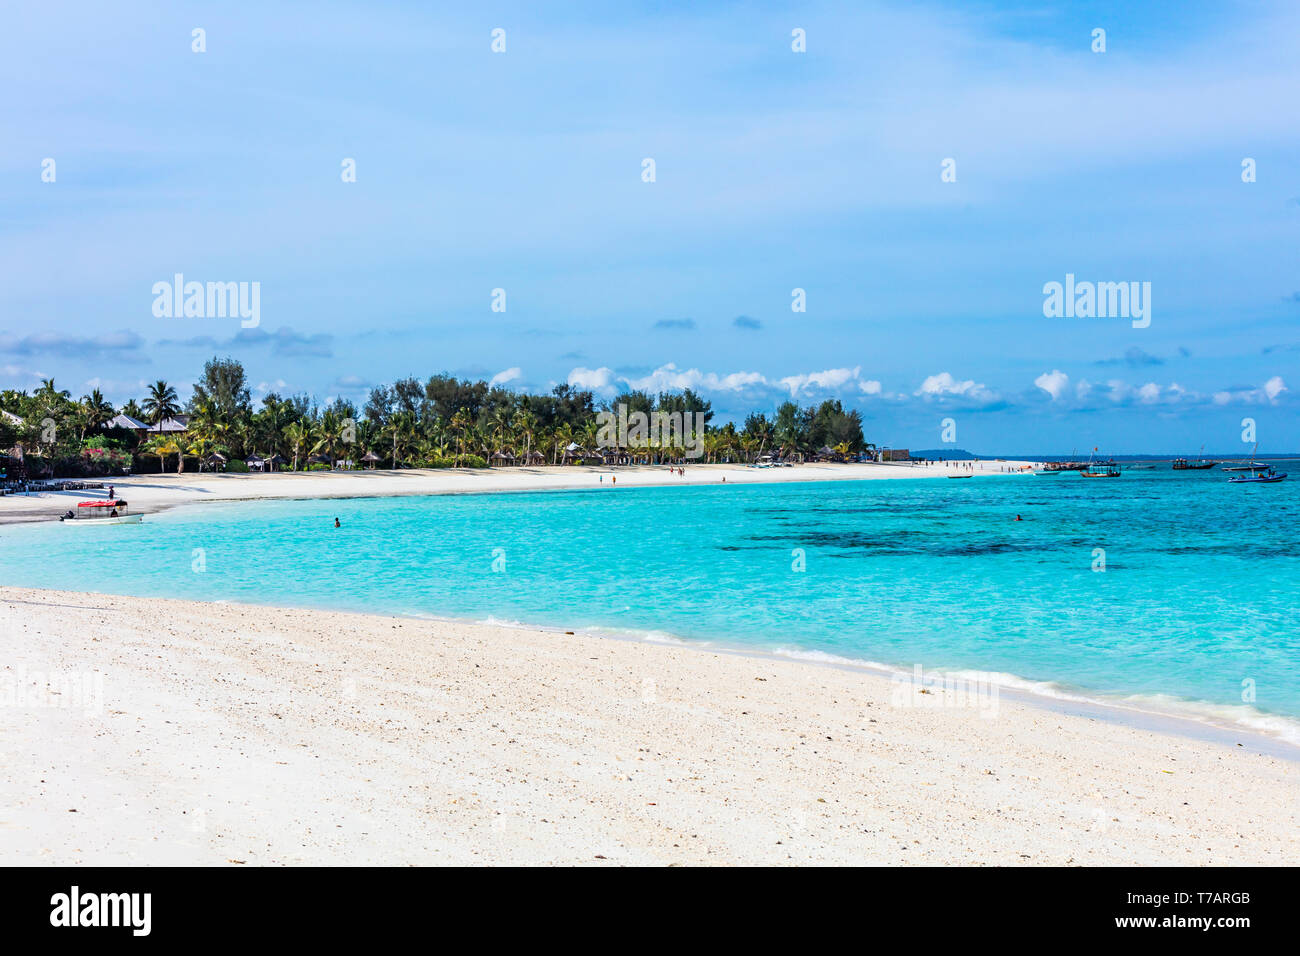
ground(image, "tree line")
xmin=0 ymin=357 xmax=872 ymax=477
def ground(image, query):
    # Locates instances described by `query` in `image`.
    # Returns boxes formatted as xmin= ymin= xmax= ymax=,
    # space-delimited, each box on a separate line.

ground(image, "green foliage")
xmin=7 ymin=353 xmax=878 ymax=478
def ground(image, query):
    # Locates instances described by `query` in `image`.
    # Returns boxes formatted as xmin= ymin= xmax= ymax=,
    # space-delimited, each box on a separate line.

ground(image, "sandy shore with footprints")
xmin=2 ymin=587 xmax=1295 ymax=865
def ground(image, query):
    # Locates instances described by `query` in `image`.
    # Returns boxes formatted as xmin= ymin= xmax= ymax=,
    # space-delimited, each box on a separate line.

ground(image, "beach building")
xmin=106 ymin=413 xmax=190 ymax=438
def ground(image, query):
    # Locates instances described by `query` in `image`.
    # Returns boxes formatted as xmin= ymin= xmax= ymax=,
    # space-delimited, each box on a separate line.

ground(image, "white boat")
xmin=60 ymin=499 xmax=143 ymax=525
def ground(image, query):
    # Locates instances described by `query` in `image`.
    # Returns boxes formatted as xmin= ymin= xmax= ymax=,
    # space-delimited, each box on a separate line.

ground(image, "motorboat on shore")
xmin=60 ymin=500 xmax=143 ymax=525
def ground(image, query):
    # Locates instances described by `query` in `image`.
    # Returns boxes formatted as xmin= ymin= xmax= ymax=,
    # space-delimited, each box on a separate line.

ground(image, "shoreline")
xmin=0 ymin=460 xmax=1031 ymax=527
xmin=6 ymin=464 xmax=1298 ymax=759
xmin=3 ymin=586 xmax=1296 ymax=865
xmin=12 ymin=576 xmax=1300 ymax=762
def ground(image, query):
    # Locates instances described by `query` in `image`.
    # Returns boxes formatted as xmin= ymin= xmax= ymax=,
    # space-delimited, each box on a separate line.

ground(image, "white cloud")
xmin=567 ymin=366 xmax=617 ymax=391
xmin=916 ymin=372 xmax=994 ymax=402
xmin=625 ymin=363 xmax=767 ymax=393
xmin=489 ymin=367 xmax=522 ymax=387
xmin=777 ymin=366 xmax=862 ymax=396
xmin=1212 ymin=376 xmax=1287 ymax=406
xmin=254 ymin=378 xmax=290 ymax=396
xmin=1034 ymin=369 xmax=1069 ymax=400
xmin=570 ymin=363 xmax=889 ymax=402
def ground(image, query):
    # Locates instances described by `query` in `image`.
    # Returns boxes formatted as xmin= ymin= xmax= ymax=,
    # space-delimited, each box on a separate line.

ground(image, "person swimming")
xmin=334 ymin=517 xmax=341 ymax=528
xmin=1015 ymin=514 xmax=1023 ymax=521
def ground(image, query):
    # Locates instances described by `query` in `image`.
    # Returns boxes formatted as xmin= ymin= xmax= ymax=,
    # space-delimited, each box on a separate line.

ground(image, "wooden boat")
xmin=61 ymin=499 xmax=142 ymax=525
xmin=1079 ymin=449 xmax=1120 ymax=478
xmin=1034 ymin=454 xmax=1084 ymax=474
xmin=1173 ymin=446 xmax=1217 ymax=470
xmin=1223 ymin=442 xmax=1267 ymax=472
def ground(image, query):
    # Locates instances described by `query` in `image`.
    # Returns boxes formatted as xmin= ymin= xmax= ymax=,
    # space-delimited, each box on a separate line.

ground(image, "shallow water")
xmin=4 ymin=468 xmax=1298 ymax=740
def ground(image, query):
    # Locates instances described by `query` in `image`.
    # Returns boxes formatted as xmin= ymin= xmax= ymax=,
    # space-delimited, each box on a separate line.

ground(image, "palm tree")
xmin=142 ymin=380 xmax=179 ymax=427
xmin=36 ymin=379 xmax=71 ymax=403
xmin=516 ymin=409 xmax=538 ymax=460
xmin=753 ymin=418 xmax=774 ymax=461
xmin=187 ymin=433 xmax=215 ymax=470
xmin=312 ymin=410 xmax=344 ymax=468
xmin=553 ymin=423 xmax=575 ymax=465
xmin=488 ymin=408 xmax=513 ymax=452
xmin=384 ymin=411 xmax=415 ymax=468
xmin=283 ymin=420 xmax=310 ymax=471
xmin=141 ymin=379 xmax=180 ymax=456
xmin=140 ymin=381 xmax=181 ymax=472
xmin=141 ymin=435 xmax=181 ymax=474
xmin=581 ymin=421 xmax=601 ymax=463
xmin=81 ymin=388 xmax=115 ymax=439
xmin=450 ymin=409 xmax=470 ymax=466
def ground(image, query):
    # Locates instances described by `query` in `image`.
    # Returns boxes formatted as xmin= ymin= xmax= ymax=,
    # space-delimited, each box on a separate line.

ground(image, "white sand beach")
xmin=2 ymin=587 xmax=1295 ymax=866
xmin=0 ymin=460 xmax=1031 ymax=526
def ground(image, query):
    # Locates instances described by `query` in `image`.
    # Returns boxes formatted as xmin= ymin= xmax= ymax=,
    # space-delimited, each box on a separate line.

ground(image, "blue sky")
xmin=1 ymin=0 xmax=1297 ymax=453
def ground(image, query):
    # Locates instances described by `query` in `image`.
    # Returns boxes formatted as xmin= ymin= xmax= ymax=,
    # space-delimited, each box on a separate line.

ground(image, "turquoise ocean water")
xmin=4 ymin=469 xmax=1298 ymax=742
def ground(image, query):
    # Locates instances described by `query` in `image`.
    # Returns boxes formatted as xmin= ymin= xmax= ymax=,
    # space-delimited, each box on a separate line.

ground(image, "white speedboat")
xmin=60 ymin=500 xmax=143 ymax=525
